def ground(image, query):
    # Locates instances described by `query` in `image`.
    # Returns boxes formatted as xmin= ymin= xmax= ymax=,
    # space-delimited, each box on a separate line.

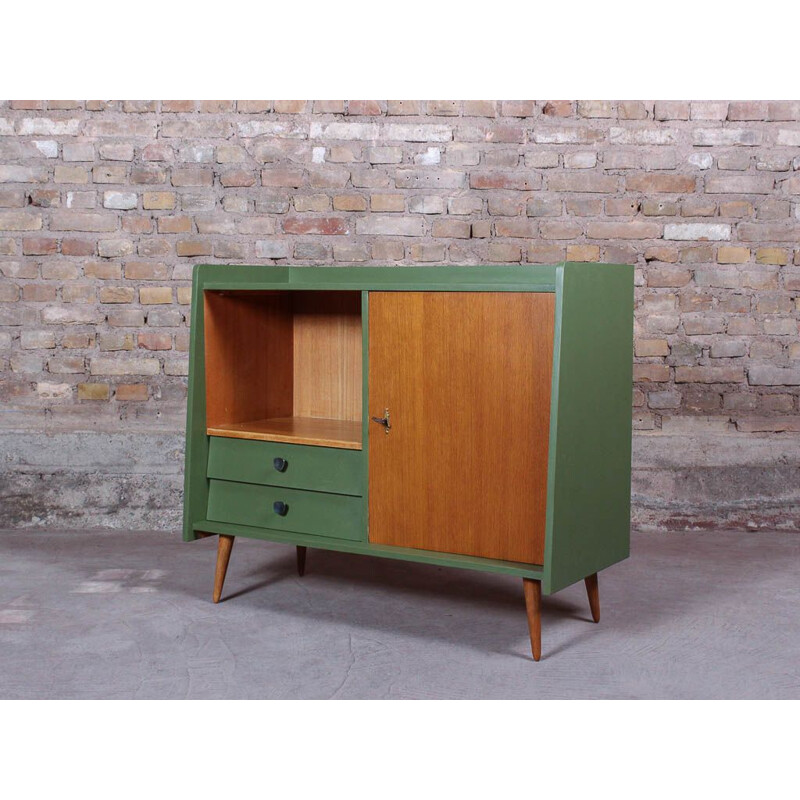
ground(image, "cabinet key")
xmin=370 ymin=408 xmax=391 ymax=433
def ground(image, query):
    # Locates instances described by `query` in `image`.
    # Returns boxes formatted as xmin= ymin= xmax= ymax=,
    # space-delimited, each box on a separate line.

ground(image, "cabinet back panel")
xmin=292 ymin=291 xmax=362 ymax=422
xmin=368 ymin=291 xmax=554 ymax=565
xmin=204 ymin=291 xmax=293 ymax=428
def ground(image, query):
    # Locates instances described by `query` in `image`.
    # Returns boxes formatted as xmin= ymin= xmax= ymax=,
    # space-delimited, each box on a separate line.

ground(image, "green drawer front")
xmin=207 ymin=436 xmax=362 ymax=496
xmin=207 ymin=480 xmax=363 ymax=541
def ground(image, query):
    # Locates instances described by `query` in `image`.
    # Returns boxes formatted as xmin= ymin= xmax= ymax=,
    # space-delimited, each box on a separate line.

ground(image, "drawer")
xmin=207 ymin=436 xmax=362 ymax=496
xmin=207 ymin=480 xmax=363 ymax=541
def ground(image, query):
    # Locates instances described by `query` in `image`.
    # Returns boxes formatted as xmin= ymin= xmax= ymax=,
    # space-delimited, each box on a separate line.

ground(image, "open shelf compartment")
xmin=204 ymin=289 xmax=362 ymax=450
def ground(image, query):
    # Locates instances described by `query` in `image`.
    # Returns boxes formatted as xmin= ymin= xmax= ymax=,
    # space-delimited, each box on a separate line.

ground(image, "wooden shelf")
xmin=207 ymin=416 xmax=362 ymax=450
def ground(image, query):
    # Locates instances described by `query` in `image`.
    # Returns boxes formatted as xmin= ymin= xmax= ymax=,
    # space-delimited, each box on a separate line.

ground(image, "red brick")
xmin=115 ymin=384 xmax=149 ymax=401
xmin=488 ymin=242 xmax=521 ymax=262
xmin=626 ymin=174 xmax=696 ymax=193
xmin=547 ymin=173 xmax=617 ymax=192
xmin=654 ymin=101 xmax=689 ymax=120
xmin=122 ymin=216 xmax=153 ymax=234
xmin=647 ymin=267 xmax=692 ymax=287
xmin=171 ymin=168 xmax=212 ymax=187
xmin=261 ymin=168 xmax=305 ymax=188
xmin=387 ymin=101 xmax=422 ymax=116
xmin=238 ymin=100 xmax=273 ymax=113
xmin=333 ymin=195 xmax=367 ymax=212
xmin=676 ymin=367 xmax=744 ymax=384
xmin=61 ymin=239 xmax=95 ymax=256
xmin=274 ymin=100 xmax=307 ymax=114
xmin=312 ymin=101 xmax=344 ymax=114
xmin=634 ymin=364 xmax=670 ymax=382
xmin=142 ymin=143 xmax=174 ymax=161
xmin=370 ymin=194 xmax=405 ymax=212
xmin=541 ymin=101 xmax=573 ymax=117
xmin=471 ymin=220 xmax=491 ymax=238
xmin=23 ymin=237 xmax=59 ymax=256
xmin=138 ymin=332 xmax=172 ymax=350
xmin=220 ymin=169 xmax=256 ymax=188
xmin=463 ymin=101 xmax=497 ymax=117
xmin=494 ymin=219 xmax=539 ymax=238
xmin=586 ymin=221 xmax=661 ymax=239
xmin=99 ymin=287 xmax=135 ymax=303
xmin=125 ymin=262 xmax=170 ymax=280
xmin=10 ymin=100 xmax=44 ymax=110
xmin=158 ymin=217 xmax=192 ymax=234
xmin=501 ymin=101 xmax=535 ymax=117
xmin=528 ymin=243 xmax=566 ymax=262
xmin=161 ymin=100 xmax=196 ymax=114
xmin=198 ymin=100 xmax=234 ymax=113
xmin=348 ymin=100 xmax=383 ymax=116
xmin=539 ymin=219 xmax=582 ymax=239
xmin=431 ymin=219 xmax=471 ymax=238
xmin=123 ymin=100 xmax=157 ymax=113
xmin=567 ymin=244 xmax=600 ymax=262
xmin=78 ymin=383 xmax=110 ymax=400
xmin=176 ymin=240 xmax=212 ymax=256
xmin=131 ymin=167 xmax=166 ymax=185
xmin=283 ymin=217 xmax=349 ymax=235
xmin=470 ymin=172 xmax=541 ymax=191
xmin=728 ymin=101 xmax=768 ymax=121
xmin=577 ymin=100 xmax=614 ymax=118
xmin=23 ymin=285 xmax=57 ymax=302
xmin=767 ymin=101 xmax=800 ymax=121
xmin=618 ymin=101 xmax=648 ymax=120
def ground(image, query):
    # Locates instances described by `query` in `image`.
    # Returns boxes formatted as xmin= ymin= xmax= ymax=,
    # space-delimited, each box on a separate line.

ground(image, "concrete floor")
xmin=0 ymin=529 xmax=798 ymax=699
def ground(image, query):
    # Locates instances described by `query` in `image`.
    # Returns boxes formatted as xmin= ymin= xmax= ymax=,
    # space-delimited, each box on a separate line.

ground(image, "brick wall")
xmin=1 ymin=100 xmax=799 ymax=530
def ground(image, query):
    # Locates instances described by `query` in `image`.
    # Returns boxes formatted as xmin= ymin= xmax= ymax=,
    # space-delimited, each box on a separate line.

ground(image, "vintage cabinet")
xmin=183 ymin=263 xmax=634 ymax=660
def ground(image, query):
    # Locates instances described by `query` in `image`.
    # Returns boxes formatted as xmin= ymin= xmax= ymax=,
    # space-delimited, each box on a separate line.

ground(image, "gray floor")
xmin=0 ymin=528 xmax=798 ymax=699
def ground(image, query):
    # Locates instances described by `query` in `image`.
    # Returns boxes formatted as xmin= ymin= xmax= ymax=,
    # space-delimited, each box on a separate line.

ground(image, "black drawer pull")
xmin=273 ymin=457 xmax=288 ymax=472
xmin=273 ymin=501 xmax=288 ymax=516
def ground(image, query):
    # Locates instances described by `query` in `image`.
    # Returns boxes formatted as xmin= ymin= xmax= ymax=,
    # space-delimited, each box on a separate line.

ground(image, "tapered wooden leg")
xmin=213 ymin=534 xmax=234 ymax=603
xmin=584 ymin=572 xmax=600 ymax=623
xmin=296 ymin=546 xmax=307 ymax=577
xmin=523 ymin=578 xmax=542 ymax=661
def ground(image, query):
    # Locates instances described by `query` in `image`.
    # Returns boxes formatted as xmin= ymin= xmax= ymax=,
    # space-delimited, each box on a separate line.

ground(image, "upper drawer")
xmin=207 ymin=436 xmax=362 ymax=496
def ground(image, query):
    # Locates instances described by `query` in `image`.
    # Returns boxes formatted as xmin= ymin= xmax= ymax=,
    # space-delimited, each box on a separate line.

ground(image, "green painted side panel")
xmin=195 ymin=263 xmax=557 ymax=292
xmin=207 ymin=436 xmax=362 ymax=496
xmin=193 ymin=519 xmax=545 ymax=580
xmin=182 ymin=264 xmax=210 ymax=541
xmin=542 ymin=262 xmax=634 ymax=594
xmin=207 ymin=479 xmax=363 ymax=541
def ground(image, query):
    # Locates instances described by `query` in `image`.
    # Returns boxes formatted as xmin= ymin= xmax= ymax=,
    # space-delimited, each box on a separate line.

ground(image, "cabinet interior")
xmin=204 ymin=289 xmax=362 ymax=449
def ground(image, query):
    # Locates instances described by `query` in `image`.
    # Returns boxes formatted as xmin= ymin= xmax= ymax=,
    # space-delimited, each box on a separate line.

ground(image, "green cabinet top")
xmin=191 ymin=262 xmax=627 ymax=292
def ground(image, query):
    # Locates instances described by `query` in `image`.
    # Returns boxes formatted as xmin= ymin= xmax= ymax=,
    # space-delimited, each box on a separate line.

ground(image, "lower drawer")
xmin=206 ymin=480 xmax=363 ymax=541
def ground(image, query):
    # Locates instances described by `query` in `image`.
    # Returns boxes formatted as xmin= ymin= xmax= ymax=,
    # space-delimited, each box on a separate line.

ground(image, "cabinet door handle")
xmin=273 ymin=457 xmax=288 ymax=472
xmin=273 ymin=501 xmax=288 ymax=516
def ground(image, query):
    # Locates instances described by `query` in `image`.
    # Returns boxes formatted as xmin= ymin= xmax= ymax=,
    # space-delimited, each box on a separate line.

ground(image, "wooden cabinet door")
xmin=368 ymin=291 xmax=555 ymax=565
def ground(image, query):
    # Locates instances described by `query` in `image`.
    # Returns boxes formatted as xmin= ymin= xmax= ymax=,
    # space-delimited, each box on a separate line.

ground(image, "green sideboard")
xmin=183 ymin=263 xmax=634 ymax=660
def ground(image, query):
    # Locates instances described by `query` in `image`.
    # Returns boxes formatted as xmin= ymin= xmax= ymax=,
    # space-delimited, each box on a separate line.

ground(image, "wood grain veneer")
xmin=368 ymin=291 xmax=555 ymax=565
xmin=292 ymin=291 xmax=362 ymax=422
xmin=204 ymin=291 xmax=293 ymax=429
xmin=207 ymin=416 xmax=362 ymax=449
xmin=204 ymin=290 xmax=362 ymax=449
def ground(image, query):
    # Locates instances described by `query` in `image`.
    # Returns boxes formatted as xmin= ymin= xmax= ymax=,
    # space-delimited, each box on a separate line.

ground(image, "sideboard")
xmin=183 ymin=263 xmax=634 ymax=660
